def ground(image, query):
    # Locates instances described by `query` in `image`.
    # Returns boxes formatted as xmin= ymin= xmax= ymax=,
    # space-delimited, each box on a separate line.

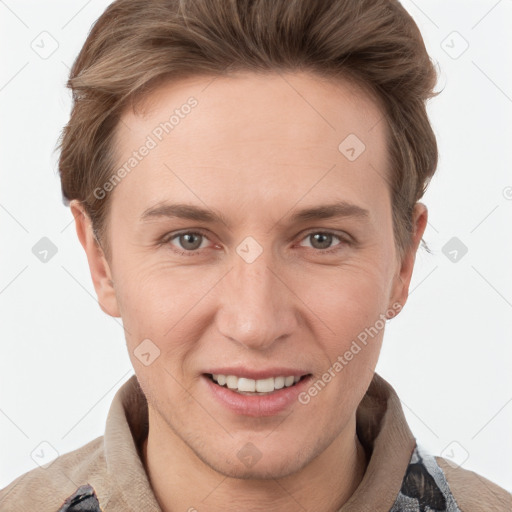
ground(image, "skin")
xmin=71 ymin=71 xmax=427 ymax=512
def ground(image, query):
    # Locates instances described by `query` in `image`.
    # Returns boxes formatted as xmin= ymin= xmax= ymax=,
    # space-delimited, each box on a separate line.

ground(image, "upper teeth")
xmin=212 ymin=374 xmax=301 ymax=393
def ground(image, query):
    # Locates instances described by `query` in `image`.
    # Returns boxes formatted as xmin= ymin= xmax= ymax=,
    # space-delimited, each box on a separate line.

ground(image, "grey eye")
xmin=174 ymin=233 xmax=204 ymax=251
xmin=308 ymin=233 xmax=334 ymax=250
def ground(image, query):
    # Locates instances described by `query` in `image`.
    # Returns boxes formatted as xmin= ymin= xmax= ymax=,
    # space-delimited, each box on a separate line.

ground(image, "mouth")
xmin=204 ymin=373 xmax=311 ymax=395
xmin=202 ymin=370 xmax=314 ymax=416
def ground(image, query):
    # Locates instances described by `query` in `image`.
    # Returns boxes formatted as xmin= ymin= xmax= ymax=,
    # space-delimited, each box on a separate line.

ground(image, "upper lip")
xmin=204 ymin=367 xmax=310 ymax=380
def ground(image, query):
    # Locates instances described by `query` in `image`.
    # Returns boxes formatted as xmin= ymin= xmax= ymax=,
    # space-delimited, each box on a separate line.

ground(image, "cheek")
xmin=115 ymin=260 xmax=207 ymax=325
xmin=291 ymin=257 xmax=392 ymax=378
xmin=115 ymin=263 xmax=215 ymax=376
xmin=296 ymin=265 xmax=389 ymax=415
xmin=297 ymin=258 xmax=392 ymax=329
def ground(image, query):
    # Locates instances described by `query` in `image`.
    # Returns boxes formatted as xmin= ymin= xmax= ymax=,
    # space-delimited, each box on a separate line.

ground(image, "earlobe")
xmin=70 ymin=200 xmax=121 ymax=318
xmin=388 ymin=203 xmax=428 ymax=315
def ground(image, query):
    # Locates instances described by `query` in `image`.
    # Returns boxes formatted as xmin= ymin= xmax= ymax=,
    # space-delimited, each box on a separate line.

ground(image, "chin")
xmin=211 ymin=457 xmax=306 ymax=481
xmin=193 ymin=439 xmax=313 ymax=481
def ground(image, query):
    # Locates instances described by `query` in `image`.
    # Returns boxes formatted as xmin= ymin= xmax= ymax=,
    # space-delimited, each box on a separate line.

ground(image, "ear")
xmin=388 ymin=202 xmax=428 ymax=316
xmin=70 ymin=199 xmax=121 ymax=318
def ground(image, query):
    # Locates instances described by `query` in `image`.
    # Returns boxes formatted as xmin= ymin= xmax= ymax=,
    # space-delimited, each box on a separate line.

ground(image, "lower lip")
xmin=202 ymin=374 xmax=312 ymax=417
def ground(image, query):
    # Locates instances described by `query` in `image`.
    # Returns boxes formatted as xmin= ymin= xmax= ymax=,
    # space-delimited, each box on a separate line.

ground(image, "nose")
xmin=215 ymin=244 xmax=298 ymax=351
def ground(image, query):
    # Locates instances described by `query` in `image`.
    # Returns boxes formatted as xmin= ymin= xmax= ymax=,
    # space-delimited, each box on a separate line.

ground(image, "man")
xmin=1 ymin=0 xmax=511 ymax=510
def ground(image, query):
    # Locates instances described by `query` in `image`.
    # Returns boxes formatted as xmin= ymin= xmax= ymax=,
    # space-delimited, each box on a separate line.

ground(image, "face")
xmin=73 ymin=71 xmax=425 ymax=479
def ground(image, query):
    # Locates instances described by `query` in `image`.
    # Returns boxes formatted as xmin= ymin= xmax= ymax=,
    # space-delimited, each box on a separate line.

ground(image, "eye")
xmin=161 ymin=229 xmax=351 ymax=257
xmin=165 ymin=231 xmax=212 ymax=256
xmin=298 ymin=231 xmax=348 ymax=254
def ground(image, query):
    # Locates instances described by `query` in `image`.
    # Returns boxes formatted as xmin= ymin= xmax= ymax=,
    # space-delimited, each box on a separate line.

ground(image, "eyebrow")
xmin=139 ymin=200 xmax=370 ymax=227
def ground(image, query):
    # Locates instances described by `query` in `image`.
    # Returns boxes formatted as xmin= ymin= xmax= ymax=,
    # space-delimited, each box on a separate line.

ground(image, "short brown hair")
xmin=57 ymin=0 xmax=438 ymax=262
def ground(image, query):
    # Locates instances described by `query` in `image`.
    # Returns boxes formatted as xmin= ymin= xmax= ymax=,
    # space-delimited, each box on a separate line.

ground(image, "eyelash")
xmin=161 ymin=229 xmax=351 ymax=257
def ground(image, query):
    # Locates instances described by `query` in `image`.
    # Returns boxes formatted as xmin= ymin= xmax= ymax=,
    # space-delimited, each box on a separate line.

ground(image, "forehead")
xmin=111 ymin=71 xmax=389 ymax=218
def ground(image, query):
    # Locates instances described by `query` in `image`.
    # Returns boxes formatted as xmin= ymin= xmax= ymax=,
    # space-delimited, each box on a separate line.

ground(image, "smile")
xmin=207 ymin=373 xmax=308 ymax=395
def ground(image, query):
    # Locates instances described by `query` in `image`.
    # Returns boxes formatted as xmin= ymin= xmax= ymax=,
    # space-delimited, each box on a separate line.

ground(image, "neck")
xmin=141 ymin=416 xmax=367 ymax=512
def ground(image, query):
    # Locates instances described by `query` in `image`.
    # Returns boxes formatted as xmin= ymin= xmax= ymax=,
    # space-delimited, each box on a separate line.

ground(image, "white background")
xmin=1 ymin=0 xmax=511 ymax=496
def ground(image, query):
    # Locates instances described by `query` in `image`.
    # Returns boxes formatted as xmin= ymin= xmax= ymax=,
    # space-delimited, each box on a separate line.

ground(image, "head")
xmin=60 ymin=0 xmax=437 ymax=479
